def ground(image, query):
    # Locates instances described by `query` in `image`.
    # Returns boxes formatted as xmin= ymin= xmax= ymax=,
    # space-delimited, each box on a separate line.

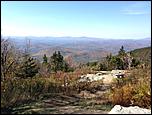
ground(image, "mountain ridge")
xmin=7 ymin=36 xmax=151 ymax=64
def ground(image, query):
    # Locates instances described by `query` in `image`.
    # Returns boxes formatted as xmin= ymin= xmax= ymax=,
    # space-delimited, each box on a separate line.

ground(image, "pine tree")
xmin=118 ymin=45 xmax=126 ymax=57
xmin=15 ymin=54 xmax=39 ymax=78
xmin=50 ymin=51 xmax=70 ymax=72
xmin=43 ymin=54 xmax=48 ymax=64
xmin=131 ymin=58 xmax=140 ymax=67
xmin=50 ymin=51 xmax=58 ymax=72
xmin=62 ymin=61 xmax=69 ymax=72
xmin=116 ymin=57 xmax=124 ymax=70
xmin=56 ymin=51 xmax=64 ymax=71
xmin=98 ymin=63 xmax=107 ymax=71
xmin=106 ymin=53 xmax=112 ymax=62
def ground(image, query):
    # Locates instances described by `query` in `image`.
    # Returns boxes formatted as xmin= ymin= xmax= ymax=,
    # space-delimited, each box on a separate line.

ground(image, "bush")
xmin=108 ymin=67 xmax=151 ymax=109
xmin=132 ymin=78 xmax=151 ymax=108
xmin=1 ymin=76 xmax=64 ymax=109
xmin=109 ymin=84 xmax=134 ymax=106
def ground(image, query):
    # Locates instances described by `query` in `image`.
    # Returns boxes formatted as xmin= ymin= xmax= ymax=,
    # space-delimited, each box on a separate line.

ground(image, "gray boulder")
xmin=109 ymin=105 xmax=151 ymax=114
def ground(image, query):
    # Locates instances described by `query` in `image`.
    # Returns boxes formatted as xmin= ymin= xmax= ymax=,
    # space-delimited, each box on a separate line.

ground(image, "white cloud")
xmin=122 ymin=2 xmax=151 ymax=15
xmin=123 ymin=10 xmax=148 ymax=15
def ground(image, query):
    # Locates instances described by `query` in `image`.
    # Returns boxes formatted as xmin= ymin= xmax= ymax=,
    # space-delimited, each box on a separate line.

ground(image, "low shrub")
xmin=1 ymin=77 xmax=63 ymax=109
xmin=108 ymin=67 xmax=151 ymax=109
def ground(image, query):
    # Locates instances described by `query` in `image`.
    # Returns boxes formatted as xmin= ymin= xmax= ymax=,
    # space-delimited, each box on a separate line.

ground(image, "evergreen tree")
xmin=57 ymin=51 xmax=64 ymax=70
xmin=50 ymin=51 xmax=64 ymax=72
xmin=50 ymin=51 xmax=71 ymax=72
xmin=115 ymin=57 xmax=124 ymax=70
xmin=118 ymin=45 xmax=126 ymax=57
xmin=62 ymin=61 xmax=69 ymax=72
xmin=106 ymin=53 xmax=113 ymax=70
xmin=86 ymin=61 xmax=97 ymax=67
xmin=131 ymin=58 xmax=140 ymax=67
xmin=108 ymin=56 xmax=117 ymax=70
xmin=106 ymin=53 xmax=112 ymax=62
xmin=40 ymin=54 xmax=51 ymax=77
xmin=15 ymin=54 xmax=39 ymax=78
xmin=43 ymin=54 xmax=48 ymax=64
xmin=98 ymin=63 xmax=107 ymax=71
xmin=50 ymin=51 xmax=57 ymax=72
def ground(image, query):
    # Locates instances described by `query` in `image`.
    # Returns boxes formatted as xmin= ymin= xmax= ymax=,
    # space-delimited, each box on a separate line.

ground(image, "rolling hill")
xmin=7 ymin=36 xmax=151 ymax=64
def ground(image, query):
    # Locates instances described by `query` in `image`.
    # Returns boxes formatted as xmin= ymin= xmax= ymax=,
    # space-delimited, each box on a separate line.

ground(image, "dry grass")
xmin=108 ymin=66 xmax=151 ymax=109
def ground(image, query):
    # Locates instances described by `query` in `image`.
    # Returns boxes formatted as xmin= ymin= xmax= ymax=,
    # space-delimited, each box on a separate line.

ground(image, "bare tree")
xmin=1 ymin=38 xmax=18 ymax=81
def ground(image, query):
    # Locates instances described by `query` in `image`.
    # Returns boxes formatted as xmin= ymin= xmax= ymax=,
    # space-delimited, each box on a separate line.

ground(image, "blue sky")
xmin=1 ymin=1 xmax=151 ymax=39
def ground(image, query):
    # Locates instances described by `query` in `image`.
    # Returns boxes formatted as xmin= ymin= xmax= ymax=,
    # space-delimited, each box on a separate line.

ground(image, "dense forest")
xmin=1 ymin=38 xmax=151 ymax=114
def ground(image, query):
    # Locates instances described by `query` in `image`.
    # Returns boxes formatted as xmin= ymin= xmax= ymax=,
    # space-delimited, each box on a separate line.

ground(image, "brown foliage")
xmin=108 ymin=67 xmax=151 ymax=109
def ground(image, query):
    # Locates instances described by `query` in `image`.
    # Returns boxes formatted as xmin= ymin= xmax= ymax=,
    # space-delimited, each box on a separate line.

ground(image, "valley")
xmin=9 ymin=36 xmax=151 ymax=64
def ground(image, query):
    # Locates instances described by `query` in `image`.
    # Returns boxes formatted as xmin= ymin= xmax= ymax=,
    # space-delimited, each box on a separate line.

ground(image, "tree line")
xmin=86 ymin=46 xmax=140 ymax=71
xmin=1 ymin=38 xmax=141 ymax=81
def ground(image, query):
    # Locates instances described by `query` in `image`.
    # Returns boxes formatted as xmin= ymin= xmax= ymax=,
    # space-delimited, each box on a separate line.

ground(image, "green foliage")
xmin=62 ymin=61 xmax=74 ymax=72
xmin=115 ymin=57 xmax=124 ymax=70
xmin=130 ymin=47 xmax=151 ymax=62
xmin=86 ymin=61 xmax=97 ymax=67
xmin=43 ymin=54 xmax=48 ymax=64
xmin=50 ymin=51 xmax=72 ymax=72
xmin=131 ymin=58 xmax=140 ymax=67
xmin=86 ymin=53 xmax=126 ymax=71
xmin=118 ymin=45 xmax=126 ymax=57
xmin=97 ymin=62 xmax=108 ymax=71
xmin=106 ymin=53 xmax=112 ymax=62
xmin=15 ymin=55 xmax=39 ymax=78
xmin=50 ymin=51 xmax=63 ymax=72
xmin=106 ymin=55 xmax=124 ymax=70
xmin=85 ymin=46 xmax=145 ymax=71
xmin=105 ymin=46 xmax=141 ymax=70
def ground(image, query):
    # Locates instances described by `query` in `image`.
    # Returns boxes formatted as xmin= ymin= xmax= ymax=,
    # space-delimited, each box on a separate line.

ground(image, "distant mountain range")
xmin=8 ymin=36 xmax=151 ymax=64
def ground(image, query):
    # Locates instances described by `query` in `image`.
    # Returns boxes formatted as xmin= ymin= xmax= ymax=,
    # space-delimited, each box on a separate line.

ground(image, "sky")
xmin=1 ymin=1 xmax=151 ymax=39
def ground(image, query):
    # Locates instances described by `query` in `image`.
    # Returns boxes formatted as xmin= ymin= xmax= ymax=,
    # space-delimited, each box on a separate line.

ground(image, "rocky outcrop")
xmin=79 ymin=70 xmax=126 ymax=84
xmin=79 ymin=74 xmax=105 ymax=82
xmin=109 ymin=105 xmax=151 ymax=114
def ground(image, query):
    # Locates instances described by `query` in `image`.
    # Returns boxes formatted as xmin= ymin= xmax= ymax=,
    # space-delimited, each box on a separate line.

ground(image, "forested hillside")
xmin=130 ymin=47 xmax=151 ymax=64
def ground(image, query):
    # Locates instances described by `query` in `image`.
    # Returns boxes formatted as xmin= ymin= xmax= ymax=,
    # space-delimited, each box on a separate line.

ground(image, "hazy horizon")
xmin=2 ymin=35 xmax=151 ymax=40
